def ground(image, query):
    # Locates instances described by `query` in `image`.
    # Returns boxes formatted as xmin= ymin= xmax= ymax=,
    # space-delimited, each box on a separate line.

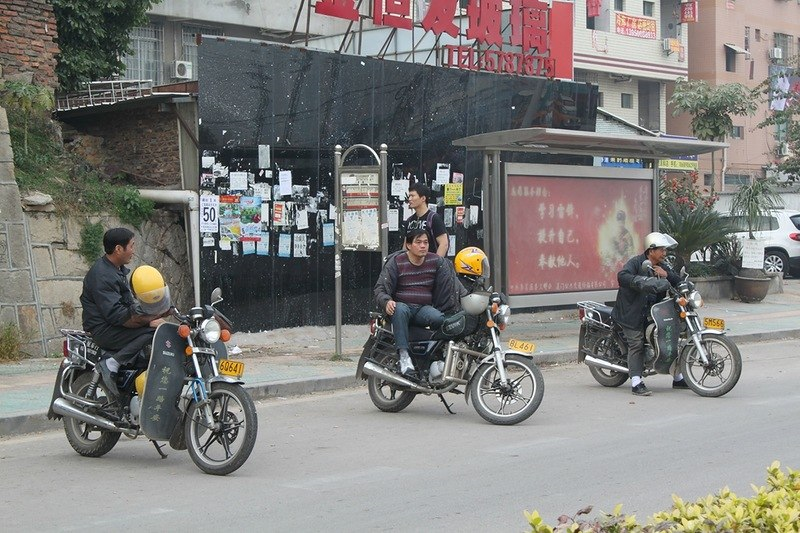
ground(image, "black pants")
xmin=92 ymin=326 xmax=156 ymax=366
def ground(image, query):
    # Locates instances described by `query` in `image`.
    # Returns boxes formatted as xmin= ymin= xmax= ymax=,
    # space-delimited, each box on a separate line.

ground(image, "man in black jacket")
xmin=80 ymin=227 xmax=165 ymax=399
xmin=611 ymin=232 xmax=687 ymax=396
xmin=374 ymin=230 xmax=458 ymax=379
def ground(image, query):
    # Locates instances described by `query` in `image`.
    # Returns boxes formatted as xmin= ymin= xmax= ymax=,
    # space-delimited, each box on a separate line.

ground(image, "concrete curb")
xmin=3 ymin=328 xmax=799 ymax=439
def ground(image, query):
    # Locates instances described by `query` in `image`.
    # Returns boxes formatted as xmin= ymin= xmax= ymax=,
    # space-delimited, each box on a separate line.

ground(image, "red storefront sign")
xmin=314 ymin=0 xmax=574 ymax=79
xmin=680 ymin=1 xmax=698 ymax=23
xmin=586 ymin=0 xmax=601 ymax=18
xmin=615 ymin=12 xmax=657 ymax=40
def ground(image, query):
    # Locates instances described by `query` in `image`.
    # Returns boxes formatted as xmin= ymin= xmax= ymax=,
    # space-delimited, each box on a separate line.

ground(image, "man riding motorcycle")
xmin=79 ymin=227 xmax=169 ymax=400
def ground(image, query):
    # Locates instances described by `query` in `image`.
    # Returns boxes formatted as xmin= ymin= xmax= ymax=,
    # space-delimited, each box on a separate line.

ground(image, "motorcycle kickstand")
xmin=150 ymin=440 xmax=168 ymax=459
xmin=438 ymin=394 xmax=456 ymax=415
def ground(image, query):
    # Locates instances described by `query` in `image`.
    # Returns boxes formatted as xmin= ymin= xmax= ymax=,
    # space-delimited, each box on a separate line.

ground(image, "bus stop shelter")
xmin=452 ymin=128 xmax=728 ymax=308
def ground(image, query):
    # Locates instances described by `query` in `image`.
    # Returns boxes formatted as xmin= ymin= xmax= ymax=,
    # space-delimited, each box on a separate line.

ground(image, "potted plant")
xmin=729 ymin=176 xmax=783 ymax=303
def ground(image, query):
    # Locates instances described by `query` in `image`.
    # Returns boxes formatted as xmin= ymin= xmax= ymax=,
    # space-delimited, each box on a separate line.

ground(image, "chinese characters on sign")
xmin=680 ymin=1 xmax=698 ymax=23
xmin=615 ymin=13 xmax=657 ymax=40
xmin=506 ymin=175 xmax=652 ymax=296
xmin=315 ymin=0 xmax=564 ymax=78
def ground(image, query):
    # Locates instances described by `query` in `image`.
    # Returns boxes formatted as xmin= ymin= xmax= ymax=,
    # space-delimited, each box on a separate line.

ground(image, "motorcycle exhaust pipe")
xmin=583 ymin=355 xmax=630 ymax=374
xmin=51 ymin=398 xmax=120 ymax=432
xmin=362 ymin=361 xmax=433 ymax=393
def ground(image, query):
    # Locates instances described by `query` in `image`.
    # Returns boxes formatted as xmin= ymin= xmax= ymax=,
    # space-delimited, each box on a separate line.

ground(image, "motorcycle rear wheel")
xmin=681 ymin=334 xmax=742 ymax=398
xmin=185 ymin=382 xmax=258 ymax=476
xmin=469 ymin=354 xmax=544 ymax=425
xmin=63 ymin=373 xmax=121 ymax=458
xmin=367 ymin=354 xmax=417 ymax=412
xmin=587 ymin=337 xmax=628 ymax=388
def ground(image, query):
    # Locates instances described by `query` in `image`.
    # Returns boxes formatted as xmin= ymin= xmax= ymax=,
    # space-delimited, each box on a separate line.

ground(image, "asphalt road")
xmin=2 ymin=339 xmax=799 ymax=532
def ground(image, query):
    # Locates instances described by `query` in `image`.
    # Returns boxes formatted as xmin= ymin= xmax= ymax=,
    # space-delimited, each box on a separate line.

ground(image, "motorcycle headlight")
xmin=497 ymin=304 xmax=512 ymax=326
xmin=199 ymin=318 xmax=222 ymax=343
xmin=688 ymin=290 xmax=703 ymax=309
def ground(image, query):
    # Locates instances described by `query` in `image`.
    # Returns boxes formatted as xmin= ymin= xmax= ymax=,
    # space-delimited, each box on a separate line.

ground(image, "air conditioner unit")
xmin=662 ymin=38 xmax=672 ymax=52
xmin=779 ymin=143 xmax=791 ymax=157
xmin=769 ymin=47 xmax=783 ymax=60
xmin=173 ymin=61 xmax=193 ymax=80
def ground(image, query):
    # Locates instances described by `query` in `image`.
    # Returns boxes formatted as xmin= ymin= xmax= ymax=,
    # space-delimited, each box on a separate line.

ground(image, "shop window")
xmin=643 ymin=1 xmax=653 ymax=17
xmin=724 ymin=174 xmax=750 ymax=187
xmin=621 ymin=93 xmax=633 ymax=109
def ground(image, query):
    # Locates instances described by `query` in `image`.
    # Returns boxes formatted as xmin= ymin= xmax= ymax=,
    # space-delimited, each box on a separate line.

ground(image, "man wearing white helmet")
xmin=611 ymin=231 xmax=687 ymax=396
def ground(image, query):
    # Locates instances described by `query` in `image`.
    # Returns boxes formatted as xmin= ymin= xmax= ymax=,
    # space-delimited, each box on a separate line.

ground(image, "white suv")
xmin=722 ymin=209 xmax=800 ymax=276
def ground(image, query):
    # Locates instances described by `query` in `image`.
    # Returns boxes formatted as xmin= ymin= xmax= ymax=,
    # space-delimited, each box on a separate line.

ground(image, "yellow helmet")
xmin=131 ymin=265 xmax=166 ymax=304
xmin=454 ymin=247 xmax=489 ymax=277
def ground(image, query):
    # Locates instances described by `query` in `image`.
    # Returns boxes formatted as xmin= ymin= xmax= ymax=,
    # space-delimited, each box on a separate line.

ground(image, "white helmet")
xmin=644 ymin=232 xmax=677 ymax=251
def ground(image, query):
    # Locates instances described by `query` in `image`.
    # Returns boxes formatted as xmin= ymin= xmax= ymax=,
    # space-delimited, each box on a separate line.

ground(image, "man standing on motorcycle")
xmin=80 ymin=228 xmax=167 ymax=400
xmin=611 ymin=232 xmax=688 ymax=396
xmin=374 ymin=230 xmax=458 ymax=380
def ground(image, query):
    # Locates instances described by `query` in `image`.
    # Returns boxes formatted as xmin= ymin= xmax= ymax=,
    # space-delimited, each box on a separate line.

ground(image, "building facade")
xmin=666 ymin=0 xmax=800 ymax=191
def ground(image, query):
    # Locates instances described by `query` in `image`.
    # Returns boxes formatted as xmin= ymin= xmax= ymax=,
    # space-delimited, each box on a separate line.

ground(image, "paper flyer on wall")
xmin=279 ymin=170 xmax=293 ymax=196
xmin=388 ymin=208 xmax=399 ymax=231
xmin=219 ymin=195 xmax=241 ymax=241
xmin=444 ymin=183 xmax=463 ymax=205
xmin=448 ymin=235 xmax=456 ymax=256
xmin=229 ymin=171 xmax=249 ymax=191
xmin=258 ymin=144 xmax=271 ymax=169
xmin=391 ymin=179 xmax=410 ymax=198
xmin=256 ymin=232 xmax=270 ymax=255
xmin=199 ymin=195 xmax=219 ymax=233
xmin=278 ymin=233 xmax=291 ymax=257
xmin=293 ymin=234 xmax=308 ymax=257
xmin=296 ymin=207 xmax=309 ymax=230
xmin=322 ymin=222 xmax=335 ymax=246
xmin=239 ymin=196 xmax=262 ymax=236
xmin=242 ymin=241 xmax=256 ymax=255
xmin=435 ymin=163 xmax=450 ymax=184
xmin=253 ymin=182 xmax=271 ymax=201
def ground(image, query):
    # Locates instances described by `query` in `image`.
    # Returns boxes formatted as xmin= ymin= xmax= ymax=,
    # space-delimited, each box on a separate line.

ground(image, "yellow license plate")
xmin=508 ymin=339 xmax=535 ymax=354
xmin=219 ymin=359 xmax=245 ymax=378
xmin=703 ymin=317 xmax=725 ymax=330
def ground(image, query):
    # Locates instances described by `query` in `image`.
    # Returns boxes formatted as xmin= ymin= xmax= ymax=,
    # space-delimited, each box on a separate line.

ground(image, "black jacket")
xmin=611 ymin=253 xmax=681 ymax=330
xmin=80 ymin=256 xmax=135 ymax=336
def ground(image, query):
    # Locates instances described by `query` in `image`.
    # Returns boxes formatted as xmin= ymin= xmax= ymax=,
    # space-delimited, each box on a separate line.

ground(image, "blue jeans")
xmin=391 ymin=303 xmax=444 ymax=350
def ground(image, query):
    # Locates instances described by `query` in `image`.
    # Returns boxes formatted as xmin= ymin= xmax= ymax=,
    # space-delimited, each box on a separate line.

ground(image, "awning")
xmin=452 ymin=128 xmax=728 ymax=159
xmin=724 ymin=43 xmax=748 ymax=54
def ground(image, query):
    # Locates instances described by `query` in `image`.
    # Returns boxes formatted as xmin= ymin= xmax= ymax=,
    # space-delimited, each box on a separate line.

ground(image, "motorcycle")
xmin=47 ymin=288 xmax=258 ymax=475
xmin=577 ymin=261 xmax=742 ymax=397
xmin=357 ymin=278 xmax=545 ymax=425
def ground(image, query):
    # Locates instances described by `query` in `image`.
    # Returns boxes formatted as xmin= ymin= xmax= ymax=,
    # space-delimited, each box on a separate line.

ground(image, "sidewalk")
xmin=2 ymin=280 xmax=799 ymax=437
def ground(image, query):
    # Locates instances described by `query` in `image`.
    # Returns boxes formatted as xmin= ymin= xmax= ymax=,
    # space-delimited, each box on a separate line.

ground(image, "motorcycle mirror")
xmin=640 ymin=259 xmax=653 ymax=275
xmin=210 ymin=287 xmax=224 ymax=305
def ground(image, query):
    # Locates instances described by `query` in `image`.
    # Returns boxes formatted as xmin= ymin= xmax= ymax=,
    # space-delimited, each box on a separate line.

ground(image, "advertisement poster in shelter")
xmin=506 ymin=175 xmax=652 ymax=296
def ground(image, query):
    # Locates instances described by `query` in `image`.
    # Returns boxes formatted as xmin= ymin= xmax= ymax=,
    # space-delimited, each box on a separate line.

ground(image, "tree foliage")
xmin=669 ymin=79 xmax=758 ymax=141
xmin=754 ymin=56 xmax=800 ymax=182
xmin=0 ymin=80 xmax=54 ymax=154
xmin=51 ymin=0 xmax=160 ymax=92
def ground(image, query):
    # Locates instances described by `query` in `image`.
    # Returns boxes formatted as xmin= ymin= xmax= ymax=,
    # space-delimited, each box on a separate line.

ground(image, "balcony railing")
xmin=56 ymin=79 xmax=154 ymax=112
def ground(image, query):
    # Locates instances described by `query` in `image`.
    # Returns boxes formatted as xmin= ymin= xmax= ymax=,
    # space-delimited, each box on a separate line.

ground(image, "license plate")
xmin=703 ymin=317 xmax=725 ymax=330
xmin=508 ymin=339 xmax=535 ymax=354
xmin=219 ymin=359 xmax=245 ymax=378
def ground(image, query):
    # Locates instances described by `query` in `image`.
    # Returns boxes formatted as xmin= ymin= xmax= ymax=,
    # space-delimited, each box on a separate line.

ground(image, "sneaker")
xmin=631 ymin=383 xmax=652 ymax=396
xmin=672 ymin=379 xmax=690 ymax=389
xmin=96 ymin=358 xmax=120 ymax=399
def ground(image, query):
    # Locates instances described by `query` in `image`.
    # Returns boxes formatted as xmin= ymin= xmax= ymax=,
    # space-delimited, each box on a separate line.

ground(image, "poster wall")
xmin=506 ymin=172 xmax=652 ymax=296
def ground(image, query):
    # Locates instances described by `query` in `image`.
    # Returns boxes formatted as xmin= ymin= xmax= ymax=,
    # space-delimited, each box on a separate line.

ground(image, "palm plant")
xmin=729 ymin=176 xmax=783 ymax=240
xmin=659 ymin=202 xmax=732 ymax=272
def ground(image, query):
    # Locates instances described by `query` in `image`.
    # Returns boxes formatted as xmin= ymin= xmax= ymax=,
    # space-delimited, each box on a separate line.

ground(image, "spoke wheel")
xmin=681 ymin=334 xmax=742 ymax=397
xmin=63 ymin=373 xmax=121 ymax=457
xmin=469 ymin=354 xmax=544 ymax=425
xmin=367 ymin=354 xmax=417 ymax=412
xmin=185 ymin=383 xmax=257 ymax=475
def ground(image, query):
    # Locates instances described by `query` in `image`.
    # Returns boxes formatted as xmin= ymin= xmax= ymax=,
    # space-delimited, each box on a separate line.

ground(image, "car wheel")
xmin=763 ymin=250 xmax=789 ymax=274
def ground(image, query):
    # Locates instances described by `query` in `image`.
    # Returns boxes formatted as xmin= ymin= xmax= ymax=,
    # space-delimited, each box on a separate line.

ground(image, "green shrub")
xmin=0 ymin=322 xmax=23 ymax=362
xmin=79 ymin=221 xmax=105 ymax=264
xmin=114 ymin=186 xmax=154 ymax=227
xmin=526 ymin=462 xmax=800 ymax=532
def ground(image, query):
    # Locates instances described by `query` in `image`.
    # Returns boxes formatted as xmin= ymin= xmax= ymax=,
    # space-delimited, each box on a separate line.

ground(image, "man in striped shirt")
xmin=374 ymin=230 xmax=457 ymax=379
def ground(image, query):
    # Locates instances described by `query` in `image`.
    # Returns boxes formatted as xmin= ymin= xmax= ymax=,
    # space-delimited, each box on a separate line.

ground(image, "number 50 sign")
xmin=200 ymin=195 xmax=219 ymax=233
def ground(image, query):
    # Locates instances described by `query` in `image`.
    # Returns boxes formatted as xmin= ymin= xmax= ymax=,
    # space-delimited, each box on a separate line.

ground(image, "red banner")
xmin=615 ymin=12 xmax=657 ymax=40
xmin=680 ymin=2 xmax=698 ymax=23
xmin=506 ymin=175 xmax=652 ymax=295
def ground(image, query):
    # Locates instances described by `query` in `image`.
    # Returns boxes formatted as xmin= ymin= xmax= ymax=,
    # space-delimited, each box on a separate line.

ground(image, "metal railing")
xmin=56 ymin=79 xmax=154 ymax=111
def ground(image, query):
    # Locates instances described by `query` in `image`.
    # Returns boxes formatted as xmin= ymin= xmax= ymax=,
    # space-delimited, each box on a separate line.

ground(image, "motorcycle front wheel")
xmin=469 ymin=354 xmax=544 ymax=425
xmin=63 ymin=372 xmax=121 ymax=457
xmin=367 ymin=353 xmax=417 ymax=412
xmin=681 ymin=334 xmax=742 ymax=397
xmin=185 ymin=382 xmax=258 ymax=475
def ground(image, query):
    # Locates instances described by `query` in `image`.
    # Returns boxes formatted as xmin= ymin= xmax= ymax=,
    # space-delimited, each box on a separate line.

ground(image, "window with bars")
xmin=121 ymin=24 xmax=163 ymax=84
xmin=181 ymin=25 xmax=223 ymax=75
xmin=774 ymin=33 xmax=792 ymax=63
